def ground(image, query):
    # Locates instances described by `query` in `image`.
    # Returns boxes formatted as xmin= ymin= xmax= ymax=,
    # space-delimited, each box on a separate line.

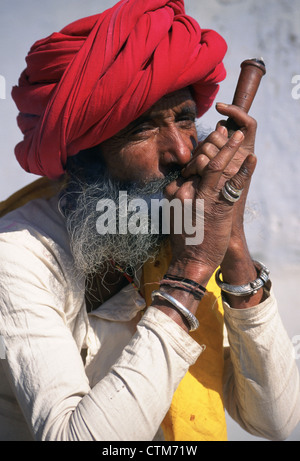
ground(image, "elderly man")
xmin=0 ymin=0 xmax=299 ymax=441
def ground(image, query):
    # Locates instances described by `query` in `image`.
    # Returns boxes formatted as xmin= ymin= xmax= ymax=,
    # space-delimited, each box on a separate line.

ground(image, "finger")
xmin=225 ymin=153 xmax=257 ymax=195
xmin=182 ymin=129 xmax=227 ymax=178
xmin=215 ymin=103 xmax=257 ymax=144
xmin=189 ymin=128 xmax=227 ymax=163
xmin=164 ymin=174 xmax=199 ymax=203
xmin=200 ymin=129 xmax=227 ymax=150
xmin=216 ymin=103 xmax=257 ymax=131
xmin=181 ymin=154 xmax=211 ymax=178
xmin=164 ymin=174 xmax=186 ymax=198
xmin=216 ymin=122 xmax=228 ymax=138
xmin=201 ymin=130 xmax=245 ymax=188
xmin=197 ymin=141 xmax=220 ymax=162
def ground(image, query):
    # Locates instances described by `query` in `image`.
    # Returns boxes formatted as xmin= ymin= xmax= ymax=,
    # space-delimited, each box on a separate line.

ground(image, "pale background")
xmin=0 ymin=0 xmax=299 ymax=441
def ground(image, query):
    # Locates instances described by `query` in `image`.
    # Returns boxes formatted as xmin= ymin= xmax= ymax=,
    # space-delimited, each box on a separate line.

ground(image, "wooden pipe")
xmin=226 ymin=58 xmax=266 ymax=136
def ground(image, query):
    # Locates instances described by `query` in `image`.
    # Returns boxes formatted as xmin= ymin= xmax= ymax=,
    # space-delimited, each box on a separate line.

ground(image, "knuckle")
xmin=248 ymin=115 xmax=257 ymax=128
xmin=230 ymin=176 xmax=244 ymax=190
xmin=175 ymin=183 xmax=193 ymax=202
xmin=202 ymin=143 xmax=218 ymax=158
xmin=230 ymin=165 xmax=250 ymax=189
xmin=243 ymin=114 xmax=257 ymax=132
xmin=208 ymin=130 xmax=226 ymax=146
xmin=238 ymin=163 xmax=250 ymax=177
xmin=180 ymin=188 xmax=193 ymax=201
xmin=207 ymin=131 xmax=221 ymax=143
xmin=205 ymin=158 xmax=223 ymax=174
xmin=194 ymin=153 xmax=209 ymax=168
xmin=228 ymin=134 xmax=243 ymax=148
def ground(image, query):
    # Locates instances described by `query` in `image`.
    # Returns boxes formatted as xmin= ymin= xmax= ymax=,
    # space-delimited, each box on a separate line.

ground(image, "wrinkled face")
xmin=61 ymin=88 xmax=200 ymax=275
xmin=100 ymin=88 xmax=198 ymax=183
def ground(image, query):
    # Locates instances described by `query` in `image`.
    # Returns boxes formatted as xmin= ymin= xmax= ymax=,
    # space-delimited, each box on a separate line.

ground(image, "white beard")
xmin=59 ymin=169 xmax=180 ymax=277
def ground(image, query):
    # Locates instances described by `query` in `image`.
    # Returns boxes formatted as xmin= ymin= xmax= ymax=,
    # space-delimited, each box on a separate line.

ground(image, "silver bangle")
xmin=215 ymin=260 xmax=270 ymax=297
xmin=151 ymin=290 xmax=199 ymax=332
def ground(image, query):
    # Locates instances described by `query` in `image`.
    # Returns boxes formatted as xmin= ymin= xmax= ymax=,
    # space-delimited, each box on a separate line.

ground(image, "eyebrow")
xmin=174 ymin=104 xmax=197 ymax=119
xmin=134 ymin=102 xmax=197 ymax=125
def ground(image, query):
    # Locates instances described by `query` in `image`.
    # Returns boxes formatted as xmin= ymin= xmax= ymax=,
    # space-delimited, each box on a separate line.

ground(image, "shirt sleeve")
xmin=223 ymin=287 xmax=300 ymax=440
xmin=0 ymin=230 xmax=203 ymax=441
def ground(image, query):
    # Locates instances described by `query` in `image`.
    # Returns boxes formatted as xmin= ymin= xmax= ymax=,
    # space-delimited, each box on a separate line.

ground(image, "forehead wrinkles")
xmin=145 ymin=89 xmax=196 ymax=118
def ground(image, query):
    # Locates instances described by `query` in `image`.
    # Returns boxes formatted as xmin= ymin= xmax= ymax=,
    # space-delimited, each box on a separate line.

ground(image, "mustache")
xmin=119 ymin=164 xmax=182 ymax=193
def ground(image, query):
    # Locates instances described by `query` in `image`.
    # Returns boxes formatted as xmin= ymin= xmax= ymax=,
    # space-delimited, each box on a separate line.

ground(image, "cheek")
xmin=104 ymin=142 xmax=160 ymax=182
xmin=124 ymin=145 xmax=160 ymax=180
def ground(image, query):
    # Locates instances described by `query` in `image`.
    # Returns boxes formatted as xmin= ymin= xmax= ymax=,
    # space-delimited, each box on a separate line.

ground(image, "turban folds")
xmin=12 ymin=0 xmax=227 ymax=179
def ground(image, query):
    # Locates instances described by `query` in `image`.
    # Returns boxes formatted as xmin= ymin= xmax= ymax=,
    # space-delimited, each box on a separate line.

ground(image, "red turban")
xmin=12 ymin=0 xmax=227 ymax=180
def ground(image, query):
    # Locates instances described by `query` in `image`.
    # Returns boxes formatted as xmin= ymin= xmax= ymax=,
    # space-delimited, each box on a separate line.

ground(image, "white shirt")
xmin=0 ymin=195 xmax=299 ymax=441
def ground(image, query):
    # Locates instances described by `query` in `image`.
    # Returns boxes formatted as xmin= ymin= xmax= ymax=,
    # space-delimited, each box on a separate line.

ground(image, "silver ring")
xmin=221 ymin=180 xmax=243 ymax=203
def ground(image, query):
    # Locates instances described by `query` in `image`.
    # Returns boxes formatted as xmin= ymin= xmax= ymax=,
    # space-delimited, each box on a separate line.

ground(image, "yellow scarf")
xmin=0 ymin=178 xmax=227 ymax=441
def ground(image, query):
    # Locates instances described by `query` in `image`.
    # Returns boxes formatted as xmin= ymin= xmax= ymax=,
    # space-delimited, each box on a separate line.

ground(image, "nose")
xmin=158 ymin=126 xmax=194 ymax=168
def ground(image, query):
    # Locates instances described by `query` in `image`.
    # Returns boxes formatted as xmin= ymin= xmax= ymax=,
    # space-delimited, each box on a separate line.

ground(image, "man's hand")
xmin=215 ymin=102 xmax=257 ymax=236
xmin=164 ymin=128 xmax=256 ymax=292
xmin=181 ymin=103 xmax=264 ymax=308
xmin=184 ymin=103 xmax=257 ymax=236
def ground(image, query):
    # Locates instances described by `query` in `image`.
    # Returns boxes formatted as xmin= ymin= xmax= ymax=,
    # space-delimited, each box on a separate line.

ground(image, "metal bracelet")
xmin=151 ymin=290 xmax=199 ymax=332
xmin=215 ymin=260 xmax=270 ymax=297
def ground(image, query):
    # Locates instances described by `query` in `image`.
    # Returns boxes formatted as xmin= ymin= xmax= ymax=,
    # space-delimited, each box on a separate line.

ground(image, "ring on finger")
xmin=221 ymin=180 xmax=243 ymax=203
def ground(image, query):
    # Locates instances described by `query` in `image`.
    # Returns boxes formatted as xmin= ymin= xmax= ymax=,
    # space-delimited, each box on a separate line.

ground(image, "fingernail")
xmin=232 ymin=130 xmax=244 ymax=141
xmin=247 ymin=153 xmax=257 ymax=164
xmin=216 ymin=102 xmax=228 ymax=108
xmin=218 ymin=125 xmax=227 ymax=136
